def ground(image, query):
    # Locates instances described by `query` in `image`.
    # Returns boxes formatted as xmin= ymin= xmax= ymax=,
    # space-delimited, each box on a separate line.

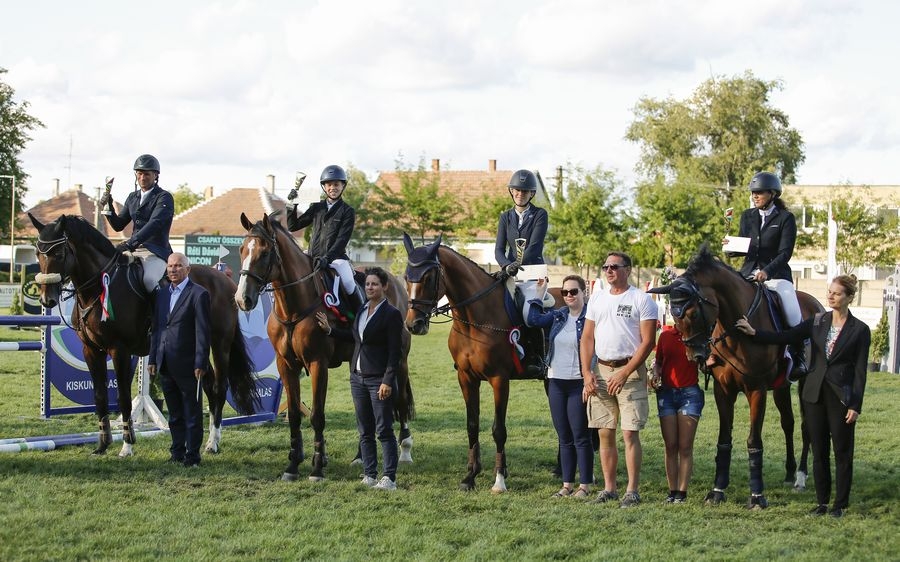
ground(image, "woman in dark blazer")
xmin=736 ymin=275 xmax=870 ymax=517
xmin=316 ymin=267 xmax=403 ymax=491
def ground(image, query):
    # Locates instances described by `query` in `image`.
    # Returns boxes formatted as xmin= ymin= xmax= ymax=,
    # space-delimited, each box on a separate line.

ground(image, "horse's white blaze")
xmin=234 ymin=239 xmax=256 ymax=307
xmin=118 ymin=442 xmax=134 ymax=457
xmin=205 ymin=419 xmax=221 ymax=453
xmin=399 ymin=435 xmax=413 ymax=463
xmin=491 ymin=473 xmax=508 ymax=494
xmin=408 ymin=282 xmax=419 ymax=302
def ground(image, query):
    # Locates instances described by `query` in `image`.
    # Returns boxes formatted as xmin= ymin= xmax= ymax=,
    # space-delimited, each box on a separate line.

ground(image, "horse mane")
xmin=439 ymin=244 xmax=494 ymax=279
xmin=61 ymin=215 xmax=115 ymax=253
xmin=683 ymin=242 xmax=742 ymax=282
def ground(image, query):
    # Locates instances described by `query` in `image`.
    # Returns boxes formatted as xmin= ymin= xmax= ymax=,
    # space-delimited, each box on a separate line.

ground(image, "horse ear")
xmin=240 ymin=212 xmax=253 ymax=231
xmin=647 ymin=284 xmax=673 ymax=295
xmin=428 ymin=234 xmax=442 ymax=252
xmin=28 ymin=212 xmax=45 ymax=231
xmin=402 ymin=232 xmax=415 ymax=255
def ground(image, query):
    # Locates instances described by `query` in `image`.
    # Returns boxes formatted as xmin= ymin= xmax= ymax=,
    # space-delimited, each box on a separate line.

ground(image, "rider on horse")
xmin=99 ymin=153 xmax=174 ymax=296
xmin=725 ymin=171 xmax=808 ymax=380
xmin=286 ymin=164 xmax=365 ymax=314
xmin=495 ymin=169 xmax=551 ymax=378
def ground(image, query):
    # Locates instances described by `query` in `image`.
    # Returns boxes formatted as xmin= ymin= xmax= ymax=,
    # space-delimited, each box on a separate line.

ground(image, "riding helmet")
xmin=133 ymin=154 xmax=161 ymax=173
xmin=508 ymin=169 xmax=538 ymax=191
xmin=320 ymin=164 xmax=348 ymax=185
xmin=748 ymin=172 xmax=782 ymax=196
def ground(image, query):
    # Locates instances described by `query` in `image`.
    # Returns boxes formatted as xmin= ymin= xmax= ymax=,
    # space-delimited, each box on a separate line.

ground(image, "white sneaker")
xmin=360 ymin=476 xmax=377 ymax=487
xmin=373 ymin=476 xmax=396 ymax=490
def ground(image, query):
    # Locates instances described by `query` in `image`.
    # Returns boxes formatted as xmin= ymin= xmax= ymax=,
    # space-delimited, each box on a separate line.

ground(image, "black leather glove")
xmin=99 ymin=192 xmax=112 ymax=208
xmin=504 ymin=261 xmax=521 ymax=277
xmin=287 ymin=188 xmax=298 ymax=201
xmin=115 ymin=241 xmax=133 ymax=253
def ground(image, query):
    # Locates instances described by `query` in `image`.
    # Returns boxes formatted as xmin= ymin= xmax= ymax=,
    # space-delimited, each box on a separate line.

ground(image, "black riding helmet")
xmin=320 ymin=164 xmax=348 ymax=185
xmin=748 ymin=172 xmax=782 ymax=197
xmin=133 ymin=154 xmax=161 ymax=174
xmin=508 ymin=169 xmax=537 ymax=206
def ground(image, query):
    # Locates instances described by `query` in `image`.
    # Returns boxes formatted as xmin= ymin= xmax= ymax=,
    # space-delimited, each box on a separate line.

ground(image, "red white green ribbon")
xmin=100 ymin=272 xmax=114 ymax=321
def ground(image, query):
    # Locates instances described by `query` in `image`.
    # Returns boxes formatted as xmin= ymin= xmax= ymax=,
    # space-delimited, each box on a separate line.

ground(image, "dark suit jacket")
xmin=105 ymin=185 xmax=175 ymax=260
xmin=731 ymin=206 xmax=797 ymax=281
xmin=286 ymin=198 xmax=354 ymax=262
xmin=754 ymin=311 xmax=870 ymax=412
xmin=330 ymin=300 xmax=403 ymax=387
xmin=494 ymin=205 xmax=548 ymax=266
xmin=149 ymin=280 xmax=211 ymax=379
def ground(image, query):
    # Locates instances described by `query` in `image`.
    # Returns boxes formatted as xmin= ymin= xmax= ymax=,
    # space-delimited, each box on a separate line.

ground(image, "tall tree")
xmin=627 ymin=70 xmax=805 ymax=190
xmin=0 ymin=67 xmax=45 ymax=238
xmin=342 ymin=164 xmax=378 ymax=246
xmin=172 ymin=183 xmax=203 ymax=214
xmin=546 ymin=164 xmax=633 ymax=277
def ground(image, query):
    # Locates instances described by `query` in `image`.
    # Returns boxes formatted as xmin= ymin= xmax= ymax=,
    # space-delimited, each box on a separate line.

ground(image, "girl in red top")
xmin=653 ymin=325 xmax=705 ymax=503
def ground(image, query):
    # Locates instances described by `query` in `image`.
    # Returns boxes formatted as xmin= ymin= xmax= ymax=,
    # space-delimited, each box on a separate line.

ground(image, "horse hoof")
xmin=281 ymin=472 xmax=299 ymax=482
xmin=91 ymin=447 xmax=108 ymax=456
xmin=459 ymin=482 xmax=475 ymax=492
xmin=704 ymin=490 xmax=726 ymax=505
xmin=490 ymin=486 xmax=507 ymax=495
xmin=308 ymin=475 xmax=325 ymax=482
xmin=118 ymin=443 xmax=134 ymax=458
xmin=793 ymin=471 xmax=807 ymax=491
xmin=746 ymin=495 xmax=768 ymax=510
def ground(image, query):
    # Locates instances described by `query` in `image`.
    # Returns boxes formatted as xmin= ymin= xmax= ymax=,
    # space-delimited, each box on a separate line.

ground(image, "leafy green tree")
xmin=172 ymin=183 xmax=203 ymax=214
xmin=795 ymin=185 xmax=900 ymax=276
xmin=547 ymin=164 xmax=633 ymax=277
xmin=626 ymin=70 xmax=805 ymax=203
xmin=343 ymin=164 xmax=378 ymax=246
xmin=1 ymin=67 xmax=45 ymax=239
xmin=634 ymin=177 xmax=725 ymax=267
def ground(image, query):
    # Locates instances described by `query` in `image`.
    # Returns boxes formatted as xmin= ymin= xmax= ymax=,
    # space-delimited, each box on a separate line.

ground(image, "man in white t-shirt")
xmin=579 ymin=251 xmax=657 ymax=508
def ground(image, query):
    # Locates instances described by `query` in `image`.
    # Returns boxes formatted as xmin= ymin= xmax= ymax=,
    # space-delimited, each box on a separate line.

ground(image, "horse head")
xmin=30 ymin=213 xmax=75 ymax=308
xmin=649 ymin=275 xmax=718 ymax=364
xmin=236 ymin=212 xmax=281 ymax=311
xmin=403 ymin=232 xmax=443 ymax=335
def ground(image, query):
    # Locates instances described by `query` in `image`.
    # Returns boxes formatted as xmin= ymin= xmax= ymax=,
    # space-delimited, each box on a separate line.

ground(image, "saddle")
xmin=501 ymin=281 xmax=549 ymax=380
xmin=114 ymin=252 xmax=153 ymax=300
xmin=319 ymin=266 xmax=366 ymax=321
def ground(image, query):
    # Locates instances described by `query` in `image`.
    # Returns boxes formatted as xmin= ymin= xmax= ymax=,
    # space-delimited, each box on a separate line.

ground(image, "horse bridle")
xmin=676 ymin=276 xmax=766 ymax=351
xmin=405 ymin=254 xmax=443 ymax=317
xmin=239 ymin=226 xmax=320 ymax=292
xmin=35 ymin=233 xmax=117 ymax=296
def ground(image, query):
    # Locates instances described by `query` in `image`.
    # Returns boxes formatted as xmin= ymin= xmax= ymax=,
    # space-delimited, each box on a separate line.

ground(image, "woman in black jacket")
xmin=736 ymin=275 xmax=870 ymax=517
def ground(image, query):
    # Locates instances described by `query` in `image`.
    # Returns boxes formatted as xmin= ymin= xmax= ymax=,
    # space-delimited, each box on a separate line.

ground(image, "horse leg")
xmin=84 ymin=345 xmax=113 ymax=455
xmin=745 ymin=389 xmax=769 ymax=510
xmin=772 ymin=385 xmax=797 ymax=485
xmin=110 ymin=349 xmax=136 ymax=457
xmin=705 ymin=382 xmax=736 ymax=505
xmin=489 ymin=376 xmax=510 ymax=495
xmin=205 ymin=345 xmax=228 ymax=454
xmin=397 ymin=360 xmax=414 ymax=464
xmin=278 ymin=357 xmax=305 ymax=481
xmin=458 ymin=373 xmax=482 ymax=491
xmin=795 ymin=377 xmax=810 ymax=491
xmin=308 ymin=361 xmax=328 ymax=482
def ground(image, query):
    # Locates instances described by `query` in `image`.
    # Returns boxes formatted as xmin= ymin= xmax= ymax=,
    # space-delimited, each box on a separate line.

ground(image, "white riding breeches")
xmin=765 ymin=278 xmax=801 ymax=327
xmin=131 ymin=249 xmax=167 ymax=293
xmin=330 ymin=259 xmax=357 ymax=295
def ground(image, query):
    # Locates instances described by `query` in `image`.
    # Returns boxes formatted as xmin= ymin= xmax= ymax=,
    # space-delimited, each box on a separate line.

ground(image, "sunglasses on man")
xmin=601 ymin=263 xmax=628 ymax=272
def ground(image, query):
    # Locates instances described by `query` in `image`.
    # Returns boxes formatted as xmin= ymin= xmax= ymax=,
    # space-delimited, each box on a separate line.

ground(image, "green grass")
xmin=1 ymin=321 xmax=899 ymax=561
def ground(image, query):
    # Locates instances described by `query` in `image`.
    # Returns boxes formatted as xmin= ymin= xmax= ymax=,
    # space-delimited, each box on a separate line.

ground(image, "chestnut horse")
xmin=235 ymin=213 xmax=414 ymax=481
xmin=404 ymin=234 xmax=545 ymax=493
xmin=650 ymin=245 xmax=820 ymax=509
xmin=29 ymin=213 xmax=257 ymax=456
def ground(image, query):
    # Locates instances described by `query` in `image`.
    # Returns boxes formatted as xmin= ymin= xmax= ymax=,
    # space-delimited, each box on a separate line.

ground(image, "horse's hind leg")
xmin=458 ymin=373 xmax=482 ymax=491
xmin=84 ymin=346 xmax=114 ymax=455
xmin=397 ymin=362 xmax=414 ymax=463
xmin=489 ymin=375 xmax=510 ymax=494
xmin=794 ymin=378 xmax=810 ymax=491
xmin=205 ymin=346 xmax=228 ymax=454
xmin=110 ymin=349 xmax=136 ymax=457
xmin=307 ymin=361 xmax=328 ymax=482
xmin=772 ymin=385 xmax=797 ymax=484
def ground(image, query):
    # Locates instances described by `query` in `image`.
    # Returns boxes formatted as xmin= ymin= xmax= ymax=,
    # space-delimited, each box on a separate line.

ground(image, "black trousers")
xmin=160 ymin=370 xmax=204 ymax=465
xmin=803 ymin=385 xmax=856 ymax=509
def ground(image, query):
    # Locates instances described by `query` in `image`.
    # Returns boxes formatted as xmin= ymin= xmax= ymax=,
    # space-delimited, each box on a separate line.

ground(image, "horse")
xmin=650 ymin=244 xmax=820 ymax=509
xmin=235 ymin=212 xmax=415 ymax=482
xmin=28 ymin=213 xmax=258 ymax=457
xmin=404 ymin=234 xmax=549 ymax=493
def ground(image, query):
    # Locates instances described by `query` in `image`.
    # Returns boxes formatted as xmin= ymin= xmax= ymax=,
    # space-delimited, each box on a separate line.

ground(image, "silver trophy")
xmin=287 ymin=171 xmax=307 ymax=213
xmin=100 ymin=176 xmax=115 ymax=216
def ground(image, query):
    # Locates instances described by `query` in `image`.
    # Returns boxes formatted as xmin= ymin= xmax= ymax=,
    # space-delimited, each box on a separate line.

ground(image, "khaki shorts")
xmin=587 ymin=363 xmax=649 ymax=431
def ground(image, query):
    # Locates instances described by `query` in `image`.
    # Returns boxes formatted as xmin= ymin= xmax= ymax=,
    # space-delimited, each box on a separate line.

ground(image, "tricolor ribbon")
xmin=100 ymin=272 xmax=114 ymax=321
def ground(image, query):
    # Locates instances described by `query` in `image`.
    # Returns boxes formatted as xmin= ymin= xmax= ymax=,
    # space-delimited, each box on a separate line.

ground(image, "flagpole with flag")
xmin=826 ymin=201 xmax=839 ymax=285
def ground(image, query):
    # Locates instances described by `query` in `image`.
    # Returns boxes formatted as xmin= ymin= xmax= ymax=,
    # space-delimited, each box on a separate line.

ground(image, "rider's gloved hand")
xmin=99 ymin=192 xmax=112 ymax=209
xmin=287 ymin=188 xmax=298 ymax=201
xmin=504 ymin=261 xmax=521 ymax=277
xmin=115 ymin=241 xmax=133 ymax=253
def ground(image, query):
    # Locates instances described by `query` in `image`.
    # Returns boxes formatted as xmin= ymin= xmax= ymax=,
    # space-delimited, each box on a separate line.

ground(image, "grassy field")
xmin=1 ymin=320 xmax=899 ymax=561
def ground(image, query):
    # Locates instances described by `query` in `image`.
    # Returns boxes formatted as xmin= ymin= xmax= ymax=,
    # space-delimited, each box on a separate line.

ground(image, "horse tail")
xmin=395 ymin=368 xmax=416 ymax=422
xmin=227 ymin=321 xmax=260 ymax=415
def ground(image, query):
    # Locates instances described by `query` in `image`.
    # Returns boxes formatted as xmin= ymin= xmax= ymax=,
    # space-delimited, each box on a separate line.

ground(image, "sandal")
xmin=573 ymin=488 xmax=590 ymax=499
xmin=551 ymin=487 xmax=573 ymax=498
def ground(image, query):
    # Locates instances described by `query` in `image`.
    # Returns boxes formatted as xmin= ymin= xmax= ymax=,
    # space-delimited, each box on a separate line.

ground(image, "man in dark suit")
xmin=100 ymin=154 xmax=174 ymax=294
xmin=148 ymin=252 xmax=211 ymax=467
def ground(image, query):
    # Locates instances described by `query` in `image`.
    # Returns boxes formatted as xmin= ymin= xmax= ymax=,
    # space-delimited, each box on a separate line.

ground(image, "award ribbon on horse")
xmin=100 ymin=272 xmax=115 ymax=321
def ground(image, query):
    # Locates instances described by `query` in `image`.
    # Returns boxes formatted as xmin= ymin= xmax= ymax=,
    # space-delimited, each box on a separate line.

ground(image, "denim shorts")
xmin=656 ymin=385 xmax=705 ymax=418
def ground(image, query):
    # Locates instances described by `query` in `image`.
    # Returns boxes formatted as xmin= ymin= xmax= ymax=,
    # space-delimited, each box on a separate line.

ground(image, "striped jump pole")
xmin=0 ymin=316 xmax=60 ymax=353
xmin=0 ymin=429 xmax=168 ymax=453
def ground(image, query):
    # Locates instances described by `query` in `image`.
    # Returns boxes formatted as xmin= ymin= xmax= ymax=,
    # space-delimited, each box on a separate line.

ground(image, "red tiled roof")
xmin=19 ymin=189 xmax=132 ymax=240
xmin=171 ymin=187 xmax=286 ymax=236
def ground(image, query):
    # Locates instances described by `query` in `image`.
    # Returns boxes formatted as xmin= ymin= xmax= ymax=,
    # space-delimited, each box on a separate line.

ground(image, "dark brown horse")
xmin=651 ymin=245 xmax=820 ymax=508
xmin=235 ymin=212 xmax=414 ymax=481
xmin=404 ymin=234 xmax=544 ymax=493
xmin=28 ymin=213 xmax=257 ymax=456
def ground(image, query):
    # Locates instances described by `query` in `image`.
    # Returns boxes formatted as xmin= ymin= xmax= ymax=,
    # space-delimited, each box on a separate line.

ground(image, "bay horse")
xmin=404 ymin=234 xmax=543 ymax=493
xmin=235 ymin=212 xmax=415 ymax=482
xmin=28 ymin=214 xmax=258 ymax=456
xmin=650 ymin=244 xmax=820 ymax=508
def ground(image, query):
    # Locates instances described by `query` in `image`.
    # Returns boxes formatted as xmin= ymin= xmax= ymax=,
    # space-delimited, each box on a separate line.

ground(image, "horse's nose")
xmin=235 ymin=294 xmax=254 ymax=311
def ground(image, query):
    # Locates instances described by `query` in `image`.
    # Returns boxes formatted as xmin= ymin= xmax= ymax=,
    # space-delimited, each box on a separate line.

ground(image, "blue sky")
xmin=3 ymin=0 xmax=898 ymax=207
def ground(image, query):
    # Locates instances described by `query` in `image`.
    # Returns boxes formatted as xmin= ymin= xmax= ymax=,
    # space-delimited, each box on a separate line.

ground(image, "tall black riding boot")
xmin=788 ymin=344 xmax=809 ymax=383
